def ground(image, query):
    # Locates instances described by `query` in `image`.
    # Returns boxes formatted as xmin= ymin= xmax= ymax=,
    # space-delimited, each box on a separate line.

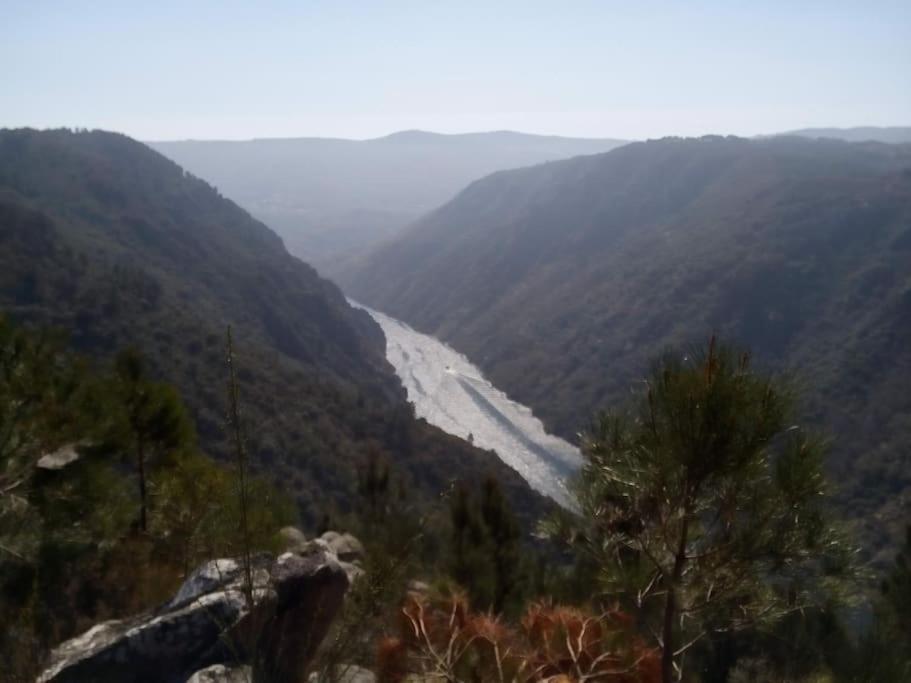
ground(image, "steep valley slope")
xmin=341 ymin=135 xmax=911 ymax=562
xmin=0 ymin=128 xmax=549 ymax=526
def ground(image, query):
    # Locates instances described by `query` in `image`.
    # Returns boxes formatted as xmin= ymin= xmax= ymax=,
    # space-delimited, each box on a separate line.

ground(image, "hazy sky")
xmin=3 ymin=1 xmax=909 ymax=141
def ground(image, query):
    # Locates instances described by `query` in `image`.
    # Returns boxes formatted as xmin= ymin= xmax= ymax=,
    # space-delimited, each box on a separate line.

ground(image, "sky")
xmin=2 ymin=0 xmax=909 ymax=141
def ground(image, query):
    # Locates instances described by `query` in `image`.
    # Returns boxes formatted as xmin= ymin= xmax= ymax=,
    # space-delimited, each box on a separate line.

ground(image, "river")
xmin=351 ymin=301 xmax=582 ymax=508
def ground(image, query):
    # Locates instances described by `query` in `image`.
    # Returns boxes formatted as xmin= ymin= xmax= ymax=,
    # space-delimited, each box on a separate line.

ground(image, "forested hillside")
xmin=341 ymin=135 xmax=911 ymax=561
xmin=0 ymin=128 xmax=547 ymax=526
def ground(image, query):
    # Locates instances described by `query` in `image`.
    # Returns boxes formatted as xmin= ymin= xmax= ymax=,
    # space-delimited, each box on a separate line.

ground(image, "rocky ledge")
xmin=37 ymin=530 xmax=363 ymax=683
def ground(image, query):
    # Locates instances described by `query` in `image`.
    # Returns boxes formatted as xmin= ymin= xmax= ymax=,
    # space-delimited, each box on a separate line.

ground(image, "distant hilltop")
xmin=772 ymin=126 xmax=911 ymax=144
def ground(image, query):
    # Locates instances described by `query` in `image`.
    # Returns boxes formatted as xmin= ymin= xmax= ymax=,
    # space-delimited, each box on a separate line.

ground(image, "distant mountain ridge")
xmin=775 ymin=126 xmax=911 ymax=144
xmin=369 ymin=129 xmax=620 ymax=144
xmin=340 ymin=134 xmax=911 ymax=562
xmin=148 ymin=130 xmax=627 ymax=270
xmin=0 ymin=127 xmax=549 ymax=524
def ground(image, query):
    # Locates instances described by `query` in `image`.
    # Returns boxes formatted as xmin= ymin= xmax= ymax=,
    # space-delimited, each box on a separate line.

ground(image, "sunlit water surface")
xmin=351 ymin=301 xmax=582 ymax=507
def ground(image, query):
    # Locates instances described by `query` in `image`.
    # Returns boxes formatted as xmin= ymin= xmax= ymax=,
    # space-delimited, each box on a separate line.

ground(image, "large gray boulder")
xmin=308 ymin=664 xmax=376 ymax=683
xmin=185 ymin=664 xmax=252 ymax=682
xmin=278 ymin=526 xmax=309 ymax=552
xmin=36 ymin=443 xmax=82 ymax=470
xmin=318 ymin=531 xmax=364 ymax=564
xmin=291 ymin=531 xmax=366 ymax=584
xmin=37 ymin=548 xmax=349 ymax=683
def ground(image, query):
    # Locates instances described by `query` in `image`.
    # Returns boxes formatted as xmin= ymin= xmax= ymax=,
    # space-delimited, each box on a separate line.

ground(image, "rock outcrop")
xmin=317 ymin=532 xmax=365 ymax=564
xmin=38 ymin=532 xmax=357 ymax=683
xmin=185 ymin=664 xmax=252 ymax=682
xmin=278 ymin=526 xmax=309 ymax=550
xmin=35 ymin=443 xmax=82 ymax=471
xmin=284 ymin=530 xmax=366 ymax=584
xmin=308 ymin=664 xmax=376 ymax=683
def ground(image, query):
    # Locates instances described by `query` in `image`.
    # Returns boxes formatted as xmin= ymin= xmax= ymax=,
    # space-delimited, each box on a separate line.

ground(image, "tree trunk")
xmin=661 ymin=585 xmax=676 ymax=683
xmin=663 ymin=508 xmax=691 ymax=683
xmin=661 ymin=587 xmax=677 ymax=683
xmin=138 ymin=439 xmax=147 ymax=533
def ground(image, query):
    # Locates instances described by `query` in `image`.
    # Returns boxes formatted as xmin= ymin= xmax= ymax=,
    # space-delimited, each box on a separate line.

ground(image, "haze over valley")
xmin=149 ymin=131 xmax=627 ymax=270
xmin=149 ymin=127 xmax=911 ymax=276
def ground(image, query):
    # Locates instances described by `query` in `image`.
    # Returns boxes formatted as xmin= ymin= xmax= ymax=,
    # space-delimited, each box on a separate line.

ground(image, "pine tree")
xmin=0 ymin=317 xmax=106 ymax=563
xmin=547 ymin=337 xmax=855 ymax=683
xmin=113 ymin=348 xmax=193 ymax=533
xmin=447 ymin=478 xmax=523 ymax=613
xmin=448 ymin=482 xmax=494 ymax=606
xmin=848 ymin=526 xmax=911 ymax=681
xmin=449 ymin=482 xmax=476 ymax=589
xmin=357 ymin=447 xmax=391 ymax=524
xmin=480 ymin=476 xmax=520 ymax=614
xmin=881 ymin=526 xmax=911 ymax=649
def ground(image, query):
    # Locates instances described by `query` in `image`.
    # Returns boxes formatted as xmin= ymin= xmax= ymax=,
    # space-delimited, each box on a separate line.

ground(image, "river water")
xmin=351 ymin=301 xmax=582 ymax=507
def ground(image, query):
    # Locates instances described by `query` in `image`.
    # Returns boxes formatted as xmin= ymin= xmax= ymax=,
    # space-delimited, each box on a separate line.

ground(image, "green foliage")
xmin=837 ymin=526 xmax=911 ymax=682
xmin=356 ymin=446 xmax=391 ymax=523
xmin=0 ymin=315 xmax=117 ymax=563
xmin=313 ymin=455 xmax=543 ymax=680
xmin=150 ymin=451 xmax=293 ymax=573
xmin=546 ymin=339 xmax=857 ymax=682
xmin=449 ymin=480 xmax=496 ymax=608
xmin=311 ymin=537 xmax=416 ymax=682
xmin=311 ymin=454 xmax=427 ymax=681
xmin=447 ymin=476 xmax=523 ymax=615
xmin=111 ymin=346 xmax=195 ymax=531
xmin=480 ymin=476 xmax=521 ymax=614
xmin=0 ymin=121 xmax=551 ymax=676
xmin=0 ymin=317 xmax=294 ymax=679
xmin=878 ymin=526 xmax=911 ymax=654
xmin=689 ymin=603 xmax=855 ymax=682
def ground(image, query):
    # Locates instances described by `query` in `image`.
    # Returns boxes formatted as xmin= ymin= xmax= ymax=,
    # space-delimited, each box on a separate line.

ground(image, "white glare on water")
xmin=351 ymin=301 xmax=582 ymax=508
